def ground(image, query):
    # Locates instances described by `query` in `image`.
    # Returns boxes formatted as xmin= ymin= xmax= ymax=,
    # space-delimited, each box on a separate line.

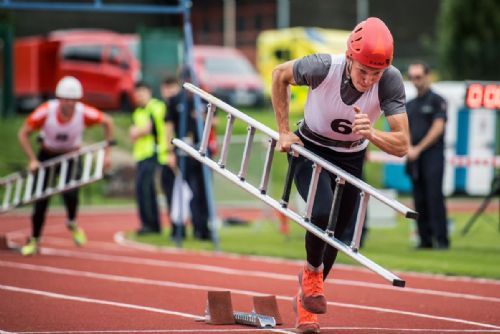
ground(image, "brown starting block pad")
xmin=201 ymin=291 xmax=281 ymax=328
xmin=253 ymin=295 xmax=283 ymax=325
xmin=204 ymin=290 xmax=235 ymax=325
xmin=0 ymin=235 xmax=10 ymax=250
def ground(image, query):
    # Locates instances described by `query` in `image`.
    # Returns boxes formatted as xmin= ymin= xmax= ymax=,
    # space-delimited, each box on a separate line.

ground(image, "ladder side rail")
xmin=184 ymin=83 xmax=417 ymax=219
xmin=173 ymin=138 xmax=405 ymax=287
xmin=35 ymin=141 xmax=109 ymax=170
xmin=350 ymin=191 xmax=370 ymax=252
xmin=258 ymin=138 xmax=276 ymax=194
xmin=218 ymin=114 xmax=236 ymax=168
xmin=12 ymin=177 xmax=104 ymax=209
xmin=199 ymin=103 xmax=216 ymax=157
xmin=0 ymin=172 xmax=23 ymax=186
xmin=237 ymin=126 xmax=256 ymax=181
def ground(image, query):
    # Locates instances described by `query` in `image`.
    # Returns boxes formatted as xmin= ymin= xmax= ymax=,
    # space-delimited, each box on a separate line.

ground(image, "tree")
xmin=437 ymin=0 xmax=500 ymax=80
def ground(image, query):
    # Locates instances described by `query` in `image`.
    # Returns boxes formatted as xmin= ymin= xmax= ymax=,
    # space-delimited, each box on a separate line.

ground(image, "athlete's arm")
xmin=18 ymin=123 xmax=39 ymax=171
xmin=271 ymin=60 xmax=303 ymax=152
xmin=361 ymin=112 xmax=409 ymax=157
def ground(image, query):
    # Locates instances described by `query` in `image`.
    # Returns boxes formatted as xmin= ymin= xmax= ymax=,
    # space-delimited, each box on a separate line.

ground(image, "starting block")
xmin=202 ymin=291 xmax=281 ymax=328
xmin=0 ymin=234 xmax=9 ymax=250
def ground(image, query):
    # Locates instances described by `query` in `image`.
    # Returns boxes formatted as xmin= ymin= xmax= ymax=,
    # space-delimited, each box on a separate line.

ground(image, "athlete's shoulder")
xmin=293 ymin=53 xmax=333 ymax=89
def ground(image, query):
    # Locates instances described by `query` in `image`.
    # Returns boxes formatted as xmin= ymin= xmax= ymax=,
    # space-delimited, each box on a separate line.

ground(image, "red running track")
xmin=0 ymin=209 xmax=499 ymax=334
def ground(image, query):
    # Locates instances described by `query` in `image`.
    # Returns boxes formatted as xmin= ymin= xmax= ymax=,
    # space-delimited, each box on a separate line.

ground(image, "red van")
xmin=193 ymin=45 xmax=265 ymax=107
xmin=15 ymin=30 xmax=140 ymax=111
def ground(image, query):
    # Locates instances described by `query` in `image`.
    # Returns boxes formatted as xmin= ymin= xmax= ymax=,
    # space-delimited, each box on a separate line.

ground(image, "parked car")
xmin=14 ymin=29 xmax=140 ymax=111
xmin=193 ymin=45 xmax=265 ymax=107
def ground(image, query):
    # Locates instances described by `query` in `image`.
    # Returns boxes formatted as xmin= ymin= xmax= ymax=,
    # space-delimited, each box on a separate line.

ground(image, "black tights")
xmin=31 ymin=149 xmax=81 ymax=238
xmin=292 ymin=138 xmax=365 ymax=279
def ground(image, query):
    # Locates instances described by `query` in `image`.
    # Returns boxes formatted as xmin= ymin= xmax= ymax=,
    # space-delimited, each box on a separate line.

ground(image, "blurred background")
xmin=0 ymin=0 xmax=498 ymax=276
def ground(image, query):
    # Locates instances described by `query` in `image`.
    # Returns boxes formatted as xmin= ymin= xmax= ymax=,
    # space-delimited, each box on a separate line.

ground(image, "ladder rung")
xmin=34 ymin=167 xmax=46 ymax=198
xmin=199 ymin=103 xmax=216 ymax=157
xmin=94 ymin=148 xmax=105 ymax=179
xmin=237 ymin=126 xmax=256 ymax=181
xmin=303 ymin=163 xmax=322 ymax=221
xmin=81 ymin=152 xmax=93 ymax=182
xmin=326 ymin=177 xmax=345 ymax=235
xmin=218 ymin=114 xmax=235 ymax=168
xmin=2 ymin=181 xmax=12 ymax=210
xmin=351 ymin=191 xmax=370 ymax=252
xmin=258 ymin=138 xmax=276 ymax=194
xmin=58 ymin=160 xmax=69 ymax=191
xmin=280 ymin=153 xmax=298 ymax=208
xmin=13 ymin=176 xmax=23 ymax=206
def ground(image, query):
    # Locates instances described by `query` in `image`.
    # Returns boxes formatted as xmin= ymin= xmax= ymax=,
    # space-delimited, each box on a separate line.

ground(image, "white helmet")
xmin=55 ymin=76 xmax=83 ymax=99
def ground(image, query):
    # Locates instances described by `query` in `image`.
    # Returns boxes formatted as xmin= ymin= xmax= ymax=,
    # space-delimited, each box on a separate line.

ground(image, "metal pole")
xmin=223 ymin=0 xmax=236 ymax=47
xmin=356 ymin=0 xmax=369 ymax=22
xmin=182 ymin=0 xmax=220 ymax=250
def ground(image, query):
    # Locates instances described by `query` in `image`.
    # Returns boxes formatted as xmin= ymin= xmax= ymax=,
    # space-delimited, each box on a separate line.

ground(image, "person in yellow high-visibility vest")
xmin=129 ymin=81 xmax=168 ymax=235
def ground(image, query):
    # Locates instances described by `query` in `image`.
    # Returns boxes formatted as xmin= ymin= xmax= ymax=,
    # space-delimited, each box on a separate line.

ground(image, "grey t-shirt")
xmin=293 ymin=53 xmax=406 ymax=117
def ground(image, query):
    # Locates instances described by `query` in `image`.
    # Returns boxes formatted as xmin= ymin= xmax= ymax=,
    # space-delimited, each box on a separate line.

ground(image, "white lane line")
xmin=38 ymin=246 xmax=500 ymax=304
xmin=12 ymin=329 xmax=500 ymax=334
xmin=113 ymin=231 xmax=500 ymax=286
xmin=0 ymin=284 xmax=202 ymax=320
xmin=5 ymin=330 xmax=296 ymax=334
xmin=1 ymin=260 xmax=499 ymax=330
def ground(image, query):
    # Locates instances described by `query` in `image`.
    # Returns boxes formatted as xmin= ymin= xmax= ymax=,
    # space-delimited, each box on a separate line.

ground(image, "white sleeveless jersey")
xmin=302 ymin=55 xmax=382 ymax=153
xmin=41 ymin=100 xmax=86 ymax=152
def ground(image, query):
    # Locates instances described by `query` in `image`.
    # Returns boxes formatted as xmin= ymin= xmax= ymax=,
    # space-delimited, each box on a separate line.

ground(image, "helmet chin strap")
xmin=344 ymin=58 xmax=354 ymax=85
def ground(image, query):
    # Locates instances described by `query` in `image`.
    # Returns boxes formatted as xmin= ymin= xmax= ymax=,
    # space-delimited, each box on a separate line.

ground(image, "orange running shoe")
xmin=293 ymin=293 xmax=320 ymax=333
xmin=299 ymin=265 xmax=327 ymax=314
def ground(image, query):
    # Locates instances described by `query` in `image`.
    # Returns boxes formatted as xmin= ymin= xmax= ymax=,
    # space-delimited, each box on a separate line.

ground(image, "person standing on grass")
xmin=406 ymin=61 xmax=449 ymax=250
xmin=271 ymin=17 xmax=409 ymax=333
xmin=18 ymin=76 xmax=114 ymax=256
xmin=129 ymin=81 xmax=168 ymax=235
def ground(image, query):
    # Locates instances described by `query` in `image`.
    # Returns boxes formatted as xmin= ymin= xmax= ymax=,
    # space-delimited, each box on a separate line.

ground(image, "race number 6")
xmin=330 ymin=119 xmax=353 ymax=135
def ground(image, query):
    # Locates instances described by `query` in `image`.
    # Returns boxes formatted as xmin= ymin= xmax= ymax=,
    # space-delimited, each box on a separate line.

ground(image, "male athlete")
xmin=18 ymin=76 xmax=114 ymax=256
xmin=271 ymin=17 xmax=409 ymax=333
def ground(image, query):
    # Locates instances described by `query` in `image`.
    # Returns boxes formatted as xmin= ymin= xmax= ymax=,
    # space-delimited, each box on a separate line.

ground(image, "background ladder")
xmin=0 ymin=141 xmax=111 ymax=214
xmin=173 ymin=83 xmax=418 ymax=287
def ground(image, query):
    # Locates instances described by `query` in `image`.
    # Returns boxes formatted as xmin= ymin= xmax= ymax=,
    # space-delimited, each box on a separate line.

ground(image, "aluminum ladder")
xmin=0 ymin=141 xmax=111 ymax=214
xmin=173 ymin=83 xmax=418 ymax=287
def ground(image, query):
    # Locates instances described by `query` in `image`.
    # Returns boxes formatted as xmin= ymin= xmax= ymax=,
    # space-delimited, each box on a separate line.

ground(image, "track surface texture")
xmin=0 ymin=209 xmax=499 ymax=334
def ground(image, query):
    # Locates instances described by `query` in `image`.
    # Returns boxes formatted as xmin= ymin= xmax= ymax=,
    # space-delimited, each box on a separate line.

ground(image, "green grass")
xmin=131 ymin=211 xmax=500 ymax=279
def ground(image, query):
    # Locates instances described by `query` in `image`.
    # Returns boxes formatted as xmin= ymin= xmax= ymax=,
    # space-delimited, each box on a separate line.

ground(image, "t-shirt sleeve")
xmin=293 ymin=53 xmax=331 ymax=89
xmin=26 ymin=102 xmax=50 ymax=130
xmin=378 ymin=66 xmax=407 ymax=117
xmin=83 ymin=105 xmax=104 ymax=127
xmin=432 ymin=94 xmax=447 ymax=121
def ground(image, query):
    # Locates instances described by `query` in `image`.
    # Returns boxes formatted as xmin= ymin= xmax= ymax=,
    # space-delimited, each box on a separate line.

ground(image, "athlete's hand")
xmin=277 ymin=131 xmax=303 ymax=153
xmin=352 ymin=106 xmax=373 ymax=140
xmin=104 ymin=152 xmax=112 ymax=171
xmin=28 ymin=159 xmax=40 ymax=172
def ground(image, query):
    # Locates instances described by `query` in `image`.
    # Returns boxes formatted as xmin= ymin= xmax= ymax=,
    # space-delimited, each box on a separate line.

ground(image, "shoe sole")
xmin=293 ymin=294 xmax=321 ymax=334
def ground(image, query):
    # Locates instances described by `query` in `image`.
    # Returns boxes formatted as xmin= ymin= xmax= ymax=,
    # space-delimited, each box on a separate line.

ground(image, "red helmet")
xmin=346 ymin=17 xmax=394 ymax=69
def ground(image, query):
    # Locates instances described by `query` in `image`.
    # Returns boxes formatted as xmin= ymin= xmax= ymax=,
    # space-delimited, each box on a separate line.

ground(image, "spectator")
xmin=406 ymin=61 xmax=449 ymax=249
xmin=163 ymin=72 xmax=212 ymax=241
xmin=17 ymin=76 xmax=114 ymax=256
xmin=129 ymin=81 xmax=167 ymax=235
